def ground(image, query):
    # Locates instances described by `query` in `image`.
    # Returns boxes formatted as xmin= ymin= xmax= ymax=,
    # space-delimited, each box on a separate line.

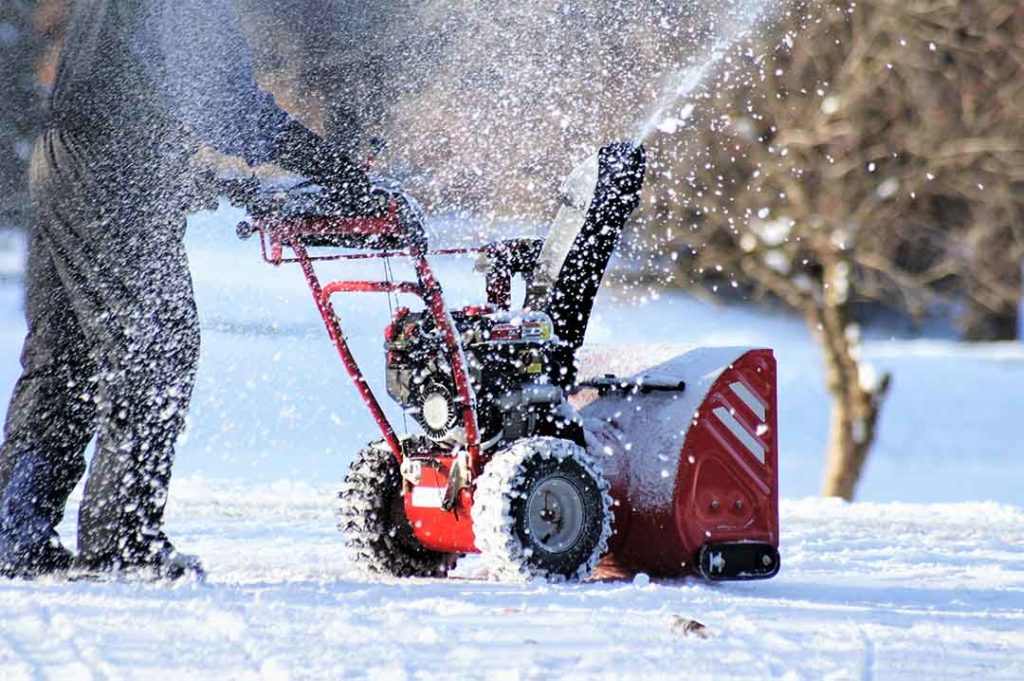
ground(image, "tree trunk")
xmin=815 ymin=262 xmax=892 ymax=501
xmin=822 ymin=378 xmax=889 ymax=500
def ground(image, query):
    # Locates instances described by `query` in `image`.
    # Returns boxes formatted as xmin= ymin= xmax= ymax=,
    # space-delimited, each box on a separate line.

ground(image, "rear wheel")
xmin=473 ymin=437 xmax=613 ymax=582
xmin=338 ymin=441 xmax=457 ymax=578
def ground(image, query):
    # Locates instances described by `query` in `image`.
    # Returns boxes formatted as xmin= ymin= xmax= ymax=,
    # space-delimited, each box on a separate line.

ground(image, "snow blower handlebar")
xmin=225 ymin=178 xmax=530 ymax=476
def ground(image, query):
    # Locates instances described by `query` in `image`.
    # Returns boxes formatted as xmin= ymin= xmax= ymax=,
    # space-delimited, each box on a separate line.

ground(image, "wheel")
xmin=338 ymin=441 xmax=457 ymax=578
xmin=472 ymin=437 xmax=613 ymax=582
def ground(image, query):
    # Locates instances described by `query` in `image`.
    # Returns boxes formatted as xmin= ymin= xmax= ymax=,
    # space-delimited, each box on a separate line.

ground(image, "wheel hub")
xmin=526 ymin=476 xmax=585 ymax=553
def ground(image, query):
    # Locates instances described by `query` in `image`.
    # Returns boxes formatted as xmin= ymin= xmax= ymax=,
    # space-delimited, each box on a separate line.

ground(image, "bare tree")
xmin=641 ymin=0 xmax=1024 ymax=498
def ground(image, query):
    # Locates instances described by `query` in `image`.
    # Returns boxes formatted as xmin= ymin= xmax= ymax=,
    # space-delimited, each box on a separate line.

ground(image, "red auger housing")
xmin=577 ymin=346 xmax=780 ymax=579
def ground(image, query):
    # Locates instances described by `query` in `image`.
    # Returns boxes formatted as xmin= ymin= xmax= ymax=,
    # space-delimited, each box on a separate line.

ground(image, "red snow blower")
xmin=231 ymin=141 xmax=780 ymax=582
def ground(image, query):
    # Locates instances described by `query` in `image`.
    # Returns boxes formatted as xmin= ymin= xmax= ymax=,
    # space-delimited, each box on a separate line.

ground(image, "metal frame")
xmin=249 ymin=202 xmax=489 ymax=477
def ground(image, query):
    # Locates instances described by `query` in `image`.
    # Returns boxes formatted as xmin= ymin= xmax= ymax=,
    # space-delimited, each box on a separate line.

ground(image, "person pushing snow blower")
xmin=0 ymin=0 xmax=374 ymax=580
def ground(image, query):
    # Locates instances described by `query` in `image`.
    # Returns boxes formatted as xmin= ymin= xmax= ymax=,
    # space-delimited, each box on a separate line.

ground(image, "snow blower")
xmin=232 ymin=141 xmax=780 ymax=582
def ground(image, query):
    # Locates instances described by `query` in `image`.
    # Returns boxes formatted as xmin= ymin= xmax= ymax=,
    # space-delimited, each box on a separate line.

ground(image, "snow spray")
xmin=633 ymin=0 xmax=776 ymax=144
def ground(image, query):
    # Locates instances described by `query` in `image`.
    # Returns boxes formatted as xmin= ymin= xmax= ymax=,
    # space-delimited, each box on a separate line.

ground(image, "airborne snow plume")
xmin=635 ymin=0 xmax=775 ymax=141
xmin=230 ymin=0 xmax=782 ymax=218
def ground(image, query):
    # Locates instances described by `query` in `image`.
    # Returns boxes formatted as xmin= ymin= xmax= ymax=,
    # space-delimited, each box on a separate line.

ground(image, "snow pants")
xmin=0 ymin=129 xmax=200 ymax=568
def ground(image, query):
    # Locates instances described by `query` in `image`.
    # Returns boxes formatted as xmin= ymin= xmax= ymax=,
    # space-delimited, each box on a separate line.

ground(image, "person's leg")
xmin=0 ymin=219 xmax=97 ymax=577
xmin=71 ymin=211 xmax=201 ymax=576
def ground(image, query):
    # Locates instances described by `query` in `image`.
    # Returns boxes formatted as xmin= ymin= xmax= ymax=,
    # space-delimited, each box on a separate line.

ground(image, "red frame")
xmin=250 ymin=202 xmax=490 ymax=478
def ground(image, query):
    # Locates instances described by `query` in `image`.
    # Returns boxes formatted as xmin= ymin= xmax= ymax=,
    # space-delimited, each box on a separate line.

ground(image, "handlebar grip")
xmin=236 ymin=221 xmax=256 ymax=240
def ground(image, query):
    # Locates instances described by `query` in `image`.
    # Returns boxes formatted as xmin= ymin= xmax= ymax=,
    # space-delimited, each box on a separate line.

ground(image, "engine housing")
xmin=384 ymin=305 xmax=571 ymax=446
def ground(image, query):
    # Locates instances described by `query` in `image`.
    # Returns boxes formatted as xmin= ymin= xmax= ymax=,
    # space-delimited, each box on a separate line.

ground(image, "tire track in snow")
xmin=859 ymin=625 xmax=876 ymax=681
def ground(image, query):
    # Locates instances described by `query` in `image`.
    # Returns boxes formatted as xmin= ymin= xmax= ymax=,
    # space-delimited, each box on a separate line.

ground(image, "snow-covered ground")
xmin=0 ymin=206 xmax=1022 ymax=678
xmin=2 ymin=485 xmax=1022 ymax=680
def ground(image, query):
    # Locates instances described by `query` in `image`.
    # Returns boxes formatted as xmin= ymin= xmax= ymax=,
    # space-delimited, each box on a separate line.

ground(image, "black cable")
xmin=383 ymin=255 xmax=410 ymax=437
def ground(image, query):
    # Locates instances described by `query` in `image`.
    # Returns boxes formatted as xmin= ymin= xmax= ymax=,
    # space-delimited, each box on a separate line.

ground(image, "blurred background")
xmin=0 ymin=0 xmax=1021 ymax=502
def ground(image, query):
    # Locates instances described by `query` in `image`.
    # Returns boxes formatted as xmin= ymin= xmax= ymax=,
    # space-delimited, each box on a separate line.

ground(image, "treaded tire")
xmin=338 ymin=441 xmax=457 ymax=578
xmin=473 ymin=437 xmax=613 ymax=582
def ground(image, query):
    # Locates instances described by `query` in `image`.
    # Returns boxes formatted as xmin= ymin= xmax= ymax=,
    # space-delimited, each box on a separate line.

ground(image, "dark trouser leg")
xmin=2 ymin=128 xmax=200 ymax=575
xmin=71 ymin=219 xmax=200 ymax=569
xmin=0 ymin=228 xmax=97 ymax=572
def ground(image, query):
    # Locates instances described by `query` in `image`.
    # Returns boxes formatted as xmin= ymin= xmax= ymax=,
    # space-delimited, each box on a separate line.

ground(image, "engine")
xmin=384 ymin=305 xmax=569 ymax=447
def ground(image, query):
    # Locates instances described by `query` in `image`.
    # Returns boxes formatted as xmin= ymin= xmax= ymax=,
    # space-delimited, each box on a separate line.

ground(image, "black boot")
xmin=145 ymin=543 xmax=205 ymax=582
xmin=73 ymin=532 xmax=204 ymax=583
xmin=0 ymin=454 xmax=75 ymax=579
xmin=0 ymin=539 xmax=72 ymax=579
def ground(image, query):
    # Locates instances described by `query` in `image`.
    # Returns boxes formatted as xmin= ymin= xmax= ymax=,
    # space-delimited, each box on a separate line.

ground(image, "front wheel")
xmin=338 ymin=441 xmax=457 ymax=578
xmin=472 ymin=437 xmax=613 ymax=582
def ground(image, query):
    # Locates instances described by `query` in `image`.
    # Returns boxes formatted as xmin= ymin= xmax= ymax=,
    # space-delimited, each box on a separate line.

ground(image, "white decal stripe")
xmin=410 ymin=486 xmax=445 ymax=508
xmin=713 ymin=406 xmax=766 ymax=464
xmin=729 ymin=381 xmax=766 ymax=420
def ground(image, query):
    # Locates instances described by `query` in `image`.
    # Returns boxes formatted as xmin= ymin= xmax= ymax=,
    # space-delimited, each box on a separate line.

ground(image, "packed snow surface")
xmin=0 ymin=484 xmax=1021 ymax=679
xmin=0 ymin=206 xmax=1022 ymax=677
